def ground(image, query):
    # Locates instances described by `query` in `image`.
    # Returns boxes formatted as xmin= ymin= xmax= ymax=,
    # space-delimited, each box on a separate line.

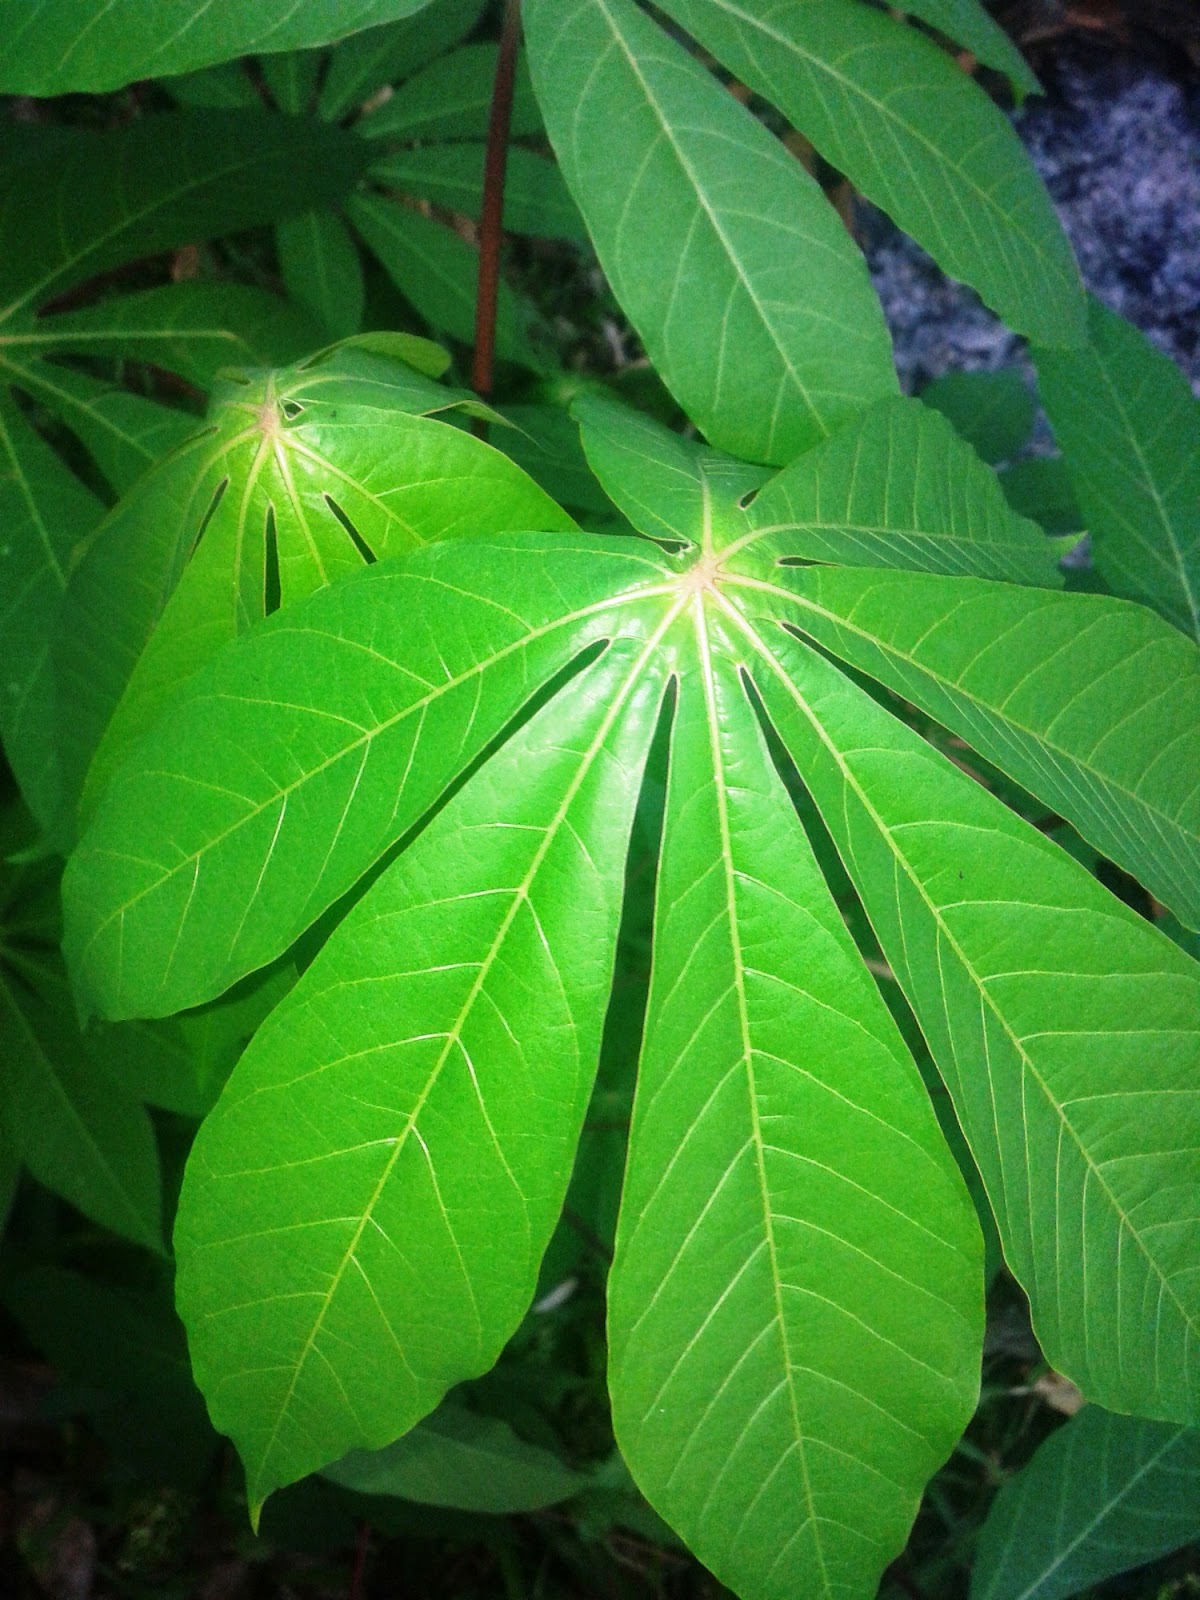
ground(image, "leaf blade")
xmin=971 ymin=1407 xmax=1200 ymax=1600
xmin=523 ymin=0 xmax=898 ymax=465
xmin=768 ymin=567 xmax=1200 ymax=930
xmin=63 ymin=535 xmax=673 ymax=1018
xmin=652 ymin=0 xmax=1083 ymax=346
xmin=174 ymin=625 xmax=671 ymax=1508
xmin=610 ymin=604 xmax=983 ymax=1599
xmin=1035 ymin=298 xmax=1200 ymax=640
xmin=740 ymin=615 xmax=1200 ymax=1423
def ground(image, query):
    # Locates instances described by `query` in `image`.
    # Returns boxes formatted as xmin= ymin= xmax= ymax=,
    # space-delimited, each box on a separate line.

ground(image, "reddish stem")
xmin=348 ymin=1518 xmax=371 ymax=1600
xmin=472 ymin=0 xmax=522 ymax=415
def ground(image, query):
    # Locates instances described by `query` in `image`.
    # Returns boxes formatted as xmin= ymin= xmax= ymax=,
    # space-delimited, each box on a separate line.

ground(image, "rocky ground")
xmin=862 ymin=38 xmax=1200 ymax=398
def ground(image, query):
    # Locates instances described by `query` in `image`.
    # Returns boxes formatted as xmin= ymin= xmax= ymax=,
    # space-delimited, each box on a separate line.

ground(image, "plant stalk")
xmin=472 ymin=0 xmax=522 ymax=419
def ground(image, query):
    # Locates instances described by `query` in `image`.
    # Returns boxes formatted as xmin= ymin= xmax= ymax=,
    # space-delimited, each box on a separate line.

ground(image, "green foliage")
xmin=971 ymin=1406 xmax=1200 ymax=1600
xmin=1036 ymin=296 xmax=1200 ymax=640
xmin=0 ymin=110 xmax=361 ymax=837
xmin=0 ymin=0 xmax=441 ymax=95
xmin=2 ymin=4 xmax=1199 ymax=1599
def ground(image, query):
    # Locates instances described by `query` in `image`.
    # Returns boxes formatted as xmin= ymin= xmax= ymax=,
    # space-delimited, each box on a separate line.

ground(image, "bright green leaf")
xmin=746 ymin=626 xmax=1200 ymax=1423
xmin=64 ymin=535 xmax=672 ymax=1019
xmin=765 ymin=567 xmax=1200 ymax=929
xmin=62 ymin=348 xmax=563 ymax=826
xmin=746 ymin=398 xmax=1062 ymax=585
xmin=610 ymin=616 xmax=982 ymax=1599
xmin=574 ymin=391 xmax=769 ymax=545
xmin=523 ymin=0 xmax=898 ymax=465
xmin=174 ymin=623 xmax=671 ymax=1511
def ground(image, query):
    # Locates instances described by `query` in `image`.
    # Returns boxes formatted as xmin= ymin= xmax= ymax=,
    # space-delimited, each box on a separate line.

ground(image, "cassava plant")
xmin=1 ymin=1 xmax=1198 ymax=1598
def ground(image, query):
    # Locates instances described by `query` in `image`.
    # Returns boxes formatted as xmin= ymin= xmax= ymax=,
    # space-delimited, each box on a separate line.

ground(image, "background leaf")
xmin=324 ymin=1401 xmax=591 ymax=1511
xmin=919 ymin=370 xmax=1036 ymax=465
xmin=1035 ymin=298 xmax=1200 ymax=641
xmin=348 ymin=195 xmax=550 ymax=372
xmin=524 ymin=0 xmax=898 ymax=466
xmin=0 ymin=111 xmax=365 ymax=320
xmin=317 ymin=0 xmax=488 ymax=123
xmin=884 ymin=0 xmax=1040 ymax=99
xmin=0 ymin=960 xmax=162 ymax=1253
xmin=0 ymin=0 xmax=440 ymax=95
xmin=652 ymin=0 xmax=1083 ymax=348
xmin=277 ymin=211 xmax=366 ymax=340
xmin=971 ymin=1406 xmax=1200 ymax=1600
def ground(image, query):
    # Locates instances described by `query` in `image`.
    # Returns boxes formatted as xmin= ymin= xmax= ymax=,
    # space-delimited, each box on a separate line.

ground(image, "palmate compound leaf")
xmin=65 ymin=405 xmax=1200 ymax=1594
xmin=60 ymin=344 xmax=571 ymax=831
xmin=650 ymin=0 xmax=1084 ymax=349
xmin=523 ymin=0 xmax=899 ymax=466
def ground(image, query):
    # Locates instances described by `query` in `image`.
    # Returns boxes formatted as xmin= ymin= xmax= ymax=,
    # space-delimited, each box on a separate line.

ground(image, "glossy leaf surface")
xmin=1036 ymin=298 xmax=1200 ymax=641
xmin=972 ymin=1406 xmax=1200 ymax=1600
xmin=749 ymin=630 xmax=1200 ymax=1422
xmin=610 ymin=618 xmax=981 ymax=1600
xmin=176 ymin=625 xmax=670 ymax=1512
xmin=653 ymin=0 xmax=1083 ymax=347
xmin=524 ymin=0 xmax=898 ymax=464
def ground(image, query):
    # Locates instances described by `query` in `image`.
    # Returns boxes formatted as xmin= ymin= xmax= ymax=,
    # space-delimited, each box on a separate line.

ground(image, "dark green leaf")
xmin=324 ymin=1402 xmax=591 ymax=1511
xmin=971 ymin=1406 xmax=1200 ymax=1600
xmin=1036 ymin=298 xmax=1200 ymax=640
xmin=0 ymin=0 xmax=441 ymax=95
xmin=919 ymin=369 xmax=1036 ymax=465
